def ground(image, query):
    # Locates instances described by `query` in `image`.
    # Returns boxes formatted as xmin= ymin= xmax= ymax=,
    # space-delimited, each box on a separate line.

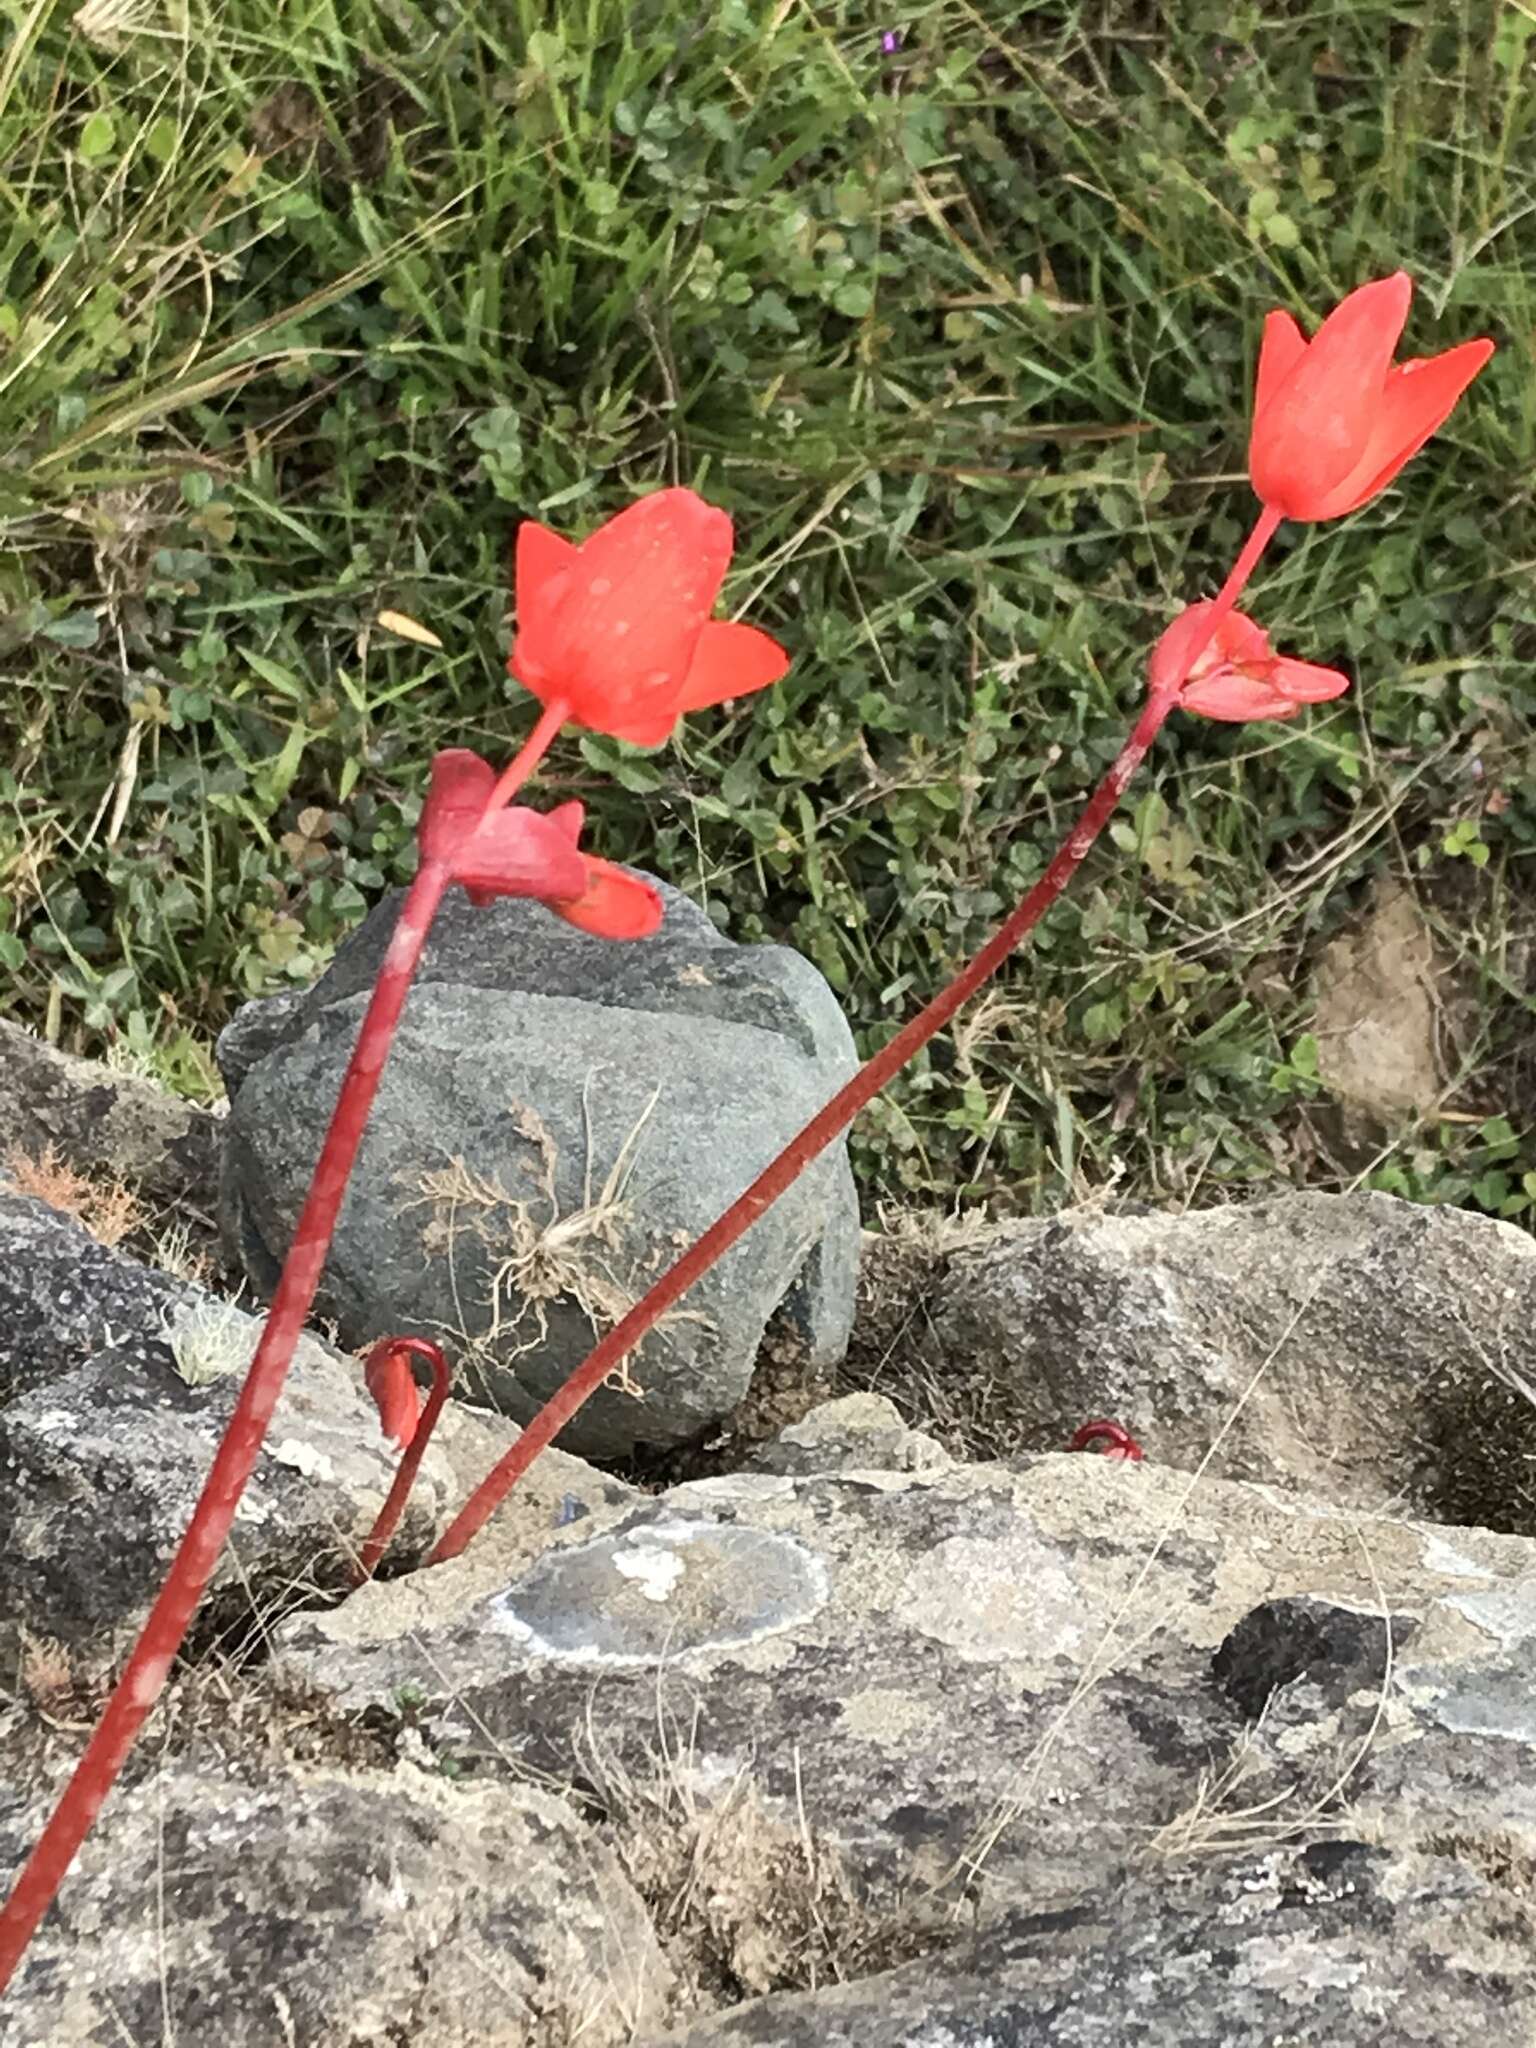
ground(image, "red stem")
xmin=354 ymin=1339 xmax=453 ymax=1583
xmin=429 ymin=691 xmax=1176 ymax=1563
xmin=0 ymin=705 xmax=568 ymax=1997
xmin=429 ymin=512 xmax=1283 ymax=1568
xmin=486 ymin=697 xmax=571 ymax=811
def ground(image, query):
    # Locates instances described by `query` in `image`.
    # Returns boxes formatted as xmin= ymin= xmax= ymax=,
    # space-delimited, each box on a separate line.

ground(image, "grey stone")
xmin=218 ymin=882 xmax=861 ymax=1456
xmin=646 ymin=1841 xmax=1536 ymax=2046
xmin=0 ymin=1192 xmax=188 ymax=1404
xmin=0 ymin=1195 xmax=640 ymax=1667
xmin=0 ymin=1017 xmax=221 ymax=1214
xmin=0 ymin=1762 xmax=673 ymax=2047
xmin=0 ymin=1293 xmax=438 ymax=1671
xmin=278 ymin=1451 xmax=1536 ymax=1925
xmin=930 ymin=1191 xmax=1536 ymax=1524
xmin=749 ymin=1392 xmax=947 ymax=1476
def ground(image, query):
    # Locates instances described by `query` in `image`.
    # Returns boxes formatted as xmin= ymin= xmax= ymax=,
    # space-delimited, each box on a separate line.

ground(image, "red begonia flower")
xmin=1149 ymin=603 xmax=1350 ymax=724
xmin=418 ymin=749 xmax=663 ymax=938
xmin=508 ymin=487 xmax=790 ymax=746
xmin=365 ymin=1339 xmax=421 ymax=1451
xmin=1248 ymin=272 xmax=1494 ymax=523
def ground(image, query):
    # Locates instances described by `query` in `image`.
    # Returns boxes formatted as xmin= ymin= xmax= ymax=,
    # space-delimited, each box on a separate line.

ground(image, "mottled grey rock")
xmin=0 ymin=1292 xmax=439 ymax=1671
xmin=0 ymin=1190 xmax=640 ymax=1666
xmin=648 ymin=1841 xmax=1536 ymax=2046
xmin=0 ymin=1762 xmax=672 ymax=2047
xmin=278 ymin=1452 xmax=1536 ymax=1925
xmin=0 ymin=1017 xmax=221 ymax=1213
xmin=0 ymin=1192 xmax=187 ymax=1404
xmin=749 ymin=1392 xmax=947 ymax=1476
xmin=931 ymin=1192 xmax=1536 ymax=1524
xmin=218 ymin=881 xmax=861 ymax=1456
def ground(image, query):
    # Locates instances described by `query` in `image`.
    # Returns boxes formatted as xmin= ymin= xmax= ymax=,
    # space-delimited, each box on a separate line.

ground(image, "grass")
xmin=1 ymin=0 xmax=1532 ymax=1223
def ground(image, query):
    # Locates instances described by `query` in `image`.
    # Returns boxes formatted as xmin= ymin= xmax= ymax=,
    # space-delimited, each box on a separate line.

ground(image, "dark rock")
xmin=0 ymin=1018 xmax=221 ymax=1215
xmin=0 ymin=1762 xmax=672 ymax=2046
xmin=0 ymin=1209 xmax=641 ymax=1669
xmin=0 ymin=1193 xmax=186 ymax=1404
xmin=218 ymin=883 xmax=861 ymax=1456
xmin=646 ymin=1841 xmax=1536 ymax=2046
xmin=1213 ymin=1596 xmax=1417 ymax=1721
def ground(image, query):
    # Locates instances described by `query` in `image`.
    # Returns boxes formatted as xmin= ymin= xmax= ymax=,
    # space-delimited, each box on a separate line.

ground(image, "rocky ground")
xmin=4 ymin=1012 xmax=1536 ymax=2046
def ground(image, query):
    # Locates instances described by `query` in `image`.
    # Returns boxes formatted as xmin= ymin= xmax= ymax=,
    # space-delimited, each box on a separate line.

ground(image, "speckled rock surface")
xmin=647 ymin=1840 xmax=1536 ymax=2046
xmin=748 ymin=1392 xmax=947 ymax=1477
xmin=218 ymin=882 xmax=861 ymax=1457
xmin=0 ymin=1207 xmax=638 ymax=1669
xmin=930 ymin=1192 xmax=1536 ymax=1525
xmin=278 ymin=1453 xmax=1536 ymax=1922
xmin=0 ymin=1192 xmax=189 ymax=1404
xmin=0 ymin=1018 xmax=221 ymax=1213
xmin=0 ymin=1762 xmax=673 ymax=2047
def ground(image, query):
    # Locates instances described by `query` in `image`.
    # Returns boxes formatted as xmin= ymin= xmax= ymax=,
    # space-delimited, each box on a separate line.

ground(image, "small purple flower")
xmin=881 ymin=28 xmax=903 ymax=55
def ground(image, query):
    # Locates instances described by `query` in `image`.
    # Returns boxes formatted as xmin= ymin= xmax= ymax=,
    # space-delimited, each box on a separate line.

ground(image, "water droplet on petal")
xmin=612 ymin=620 xmax=631 ymax=637
xmin=646 ymin=668 xmax=673 ymax=689
xmin=589 ymin=576 xmax=613 ymax=596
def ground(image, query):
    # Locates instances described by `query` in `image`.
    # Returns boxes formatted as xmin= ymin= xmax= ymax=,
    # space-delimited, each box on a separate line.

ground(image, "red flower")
xmin=1149 ymin=603 xmax=1349 ymax=723
xmin=1249 ymin=272 xmax=1493 ymax=522
xmin=509 ymin=488 xmax=790 ymax=745
xmin=419 ymin=749 xmax=663 ymax=938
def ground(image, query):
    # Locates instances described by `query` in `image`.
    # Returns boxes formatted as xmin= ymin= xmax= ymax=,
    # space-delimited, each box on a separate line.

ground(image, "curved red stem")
xmin=428 ymin=513 xmax=1281 ymax=1568
xmin=354 ymin=1339 xmax=453 ymax=1582
xmin=1066 ymin=1419 xmax=1145 ymax=1462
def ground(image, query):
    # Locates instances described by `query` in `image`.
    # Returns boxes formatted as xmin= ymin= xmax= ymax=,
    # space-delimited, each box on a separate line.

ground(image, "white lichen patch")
xmin=162 ymin=1297 xmax=258 ymax=1387
xmin=266 ymin=1437 xmax=338 ymax=1484
xmin=612 ymin=1544 xmax=686 ymax=1603
xmin=484 ymin=1518 xmax=830 ymax=1667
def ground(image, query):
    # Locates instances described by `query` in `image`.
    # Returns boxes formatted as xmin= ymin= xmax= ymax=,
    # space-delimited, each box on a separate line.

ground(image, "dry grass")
xmin=409 ymin=1091 xmax=706 ymax=1405
xmin=5 ymin=1143 xmax=144 ymax=1248
xmin=577 ymin=1707 xmax=946 ymax=2017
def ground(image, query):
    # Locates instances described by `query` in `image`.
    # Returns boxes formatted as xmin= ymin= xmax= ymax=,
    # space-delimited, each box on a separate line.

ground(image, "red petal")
xmin=514 ymin=520 xmax=578 ymax=622
xmin=1179 ymin=670 xmax=1296 ymax=722
xmin=451 ymin=805 xmax=588 ymax=902
xmin=1252 ymin=309 xmax=1308 ymax=422
xmin=551 ymin=858 xmax=664 ymax=940
xmin=547 ymin=489 xmax=734 ymax=735
xmin=365 ymin=1343 xmax=421 ymax=1451
xmin=546 ymin=799 xmax=586 ymax=844
xmin=1248 ymin=272 xmax=1413 ymax=518
xmin=1269 ymin=654 xmax=1351 ymax=703
xmin=1306 ymin=337 xmax=1496 ymax=519
xmin=1148 ymin=603 xmax=1271 ymax=695
xmin=418 ymin=749 xmax=495 ymax=863
xmin=509 ymin=522 xmax=579 ymax=700
xmin=595 ymin=708 xmax=682 ymax=748
xmin=676 ymin=619 xmax=791 ymax=713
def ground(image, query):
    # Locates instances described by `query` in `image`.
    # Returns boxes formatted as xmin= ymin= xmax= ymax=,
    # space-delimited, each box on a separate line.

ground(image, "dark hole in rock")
xmin=1212 ymin=1597 xmax=1417 ymax=1722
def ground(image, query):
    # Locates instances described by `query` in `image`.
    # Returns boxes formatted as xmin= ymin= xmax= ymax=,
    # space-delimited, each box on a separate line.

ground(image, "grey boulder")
xmin=218 ymin=880 xmax=861 ymax=1456
xmin=930 ymin=1191 xmax=1536 ymax=1525
xmin=277 ymin=1449 xmax=1536 ymax=1927
xmin=0 ymin=1193 xmax=638 ymax=1669
xmin=0 ymin=1762 xmax=673 ymax=2047
xmin=649 ymin=1840 xmax=1536 ymax=2046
